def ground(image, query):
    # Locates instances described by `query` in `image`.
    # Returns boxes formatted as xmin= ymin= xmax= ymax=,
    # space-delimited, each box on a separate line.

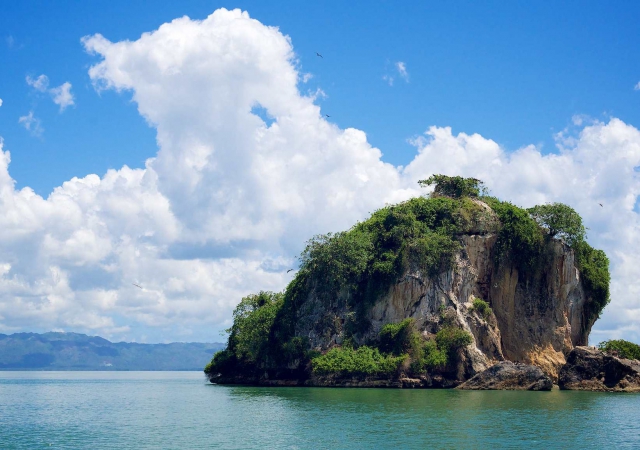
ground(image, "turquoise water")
xmin=0 ymin=372 xmax=639 ymax=449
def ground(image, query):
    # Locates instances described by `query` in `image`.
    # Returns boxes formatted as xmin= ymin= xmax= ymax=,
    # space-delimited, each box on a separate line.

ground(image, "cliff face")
xmin=294 ymin=204 xmax=592 ymax=379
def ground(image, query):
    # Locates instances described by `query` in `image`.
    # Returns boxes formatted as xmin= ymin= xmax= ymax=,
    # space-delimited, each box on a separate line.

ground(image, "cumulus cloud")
xmin=18 ymin=111 xmax=43 ymax=136
xmin=0 ymin=8 xmax=638 ymax=344
xmin=635 ymin=81 xmax=640 ymax=91
xmin=26 ymin=74 xmax=75 ymax=112
xmin=0 ymin=98 xmax=3 ymax=107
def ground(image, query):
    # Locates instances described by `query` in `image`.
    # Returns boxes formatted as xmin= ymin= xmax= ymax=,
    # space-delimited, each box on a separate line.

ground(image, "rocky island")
xmin=205 ymin=176 xmax=639 ymax=390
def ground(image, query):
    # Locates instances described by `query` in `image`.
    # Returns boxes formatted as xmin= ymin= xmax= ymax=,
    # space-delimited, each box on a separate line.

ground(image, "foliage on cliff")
xmin=205 ymin=175 xmax=610 ymax=381
xmin=598 ymin=339 xmax=640 ymax=361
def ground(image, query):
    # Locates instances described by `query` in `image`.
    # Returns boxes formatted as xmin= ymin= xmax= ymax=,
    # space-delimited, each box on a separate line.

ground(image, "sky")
xmin=0 ymin=1 xmax=639 ymax=344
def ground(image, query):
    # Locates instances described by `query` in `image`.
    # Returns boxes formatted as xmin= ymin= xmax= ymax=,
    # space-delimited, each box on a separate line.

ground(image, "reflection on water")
xmin=0 ymin=372 xmax=638 ymax=449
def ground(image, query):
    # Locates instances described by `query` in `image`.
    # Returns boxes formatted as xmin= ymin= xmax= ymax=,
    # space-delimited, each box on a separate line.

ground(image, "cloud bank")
xmin=0 ymin=8 xmax=638 ymax=343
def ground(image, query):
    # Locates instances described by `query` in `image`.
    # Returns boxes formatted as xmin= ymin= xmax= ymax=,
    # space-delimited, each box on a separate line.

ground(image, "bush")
xmin=435 ymin=326 xmax=473 ymax=354
xmin=598 ymin=340 xmax=640 ymax=361
xmin=412 ymin=340 xmax=448 ymax=371
xmin=311 ymin=346 xmax=406 ymax=377
xmin=471 ymin=298 xmax=492 ymax=319
xmin=378 ymin=318 xmax=421 ymax=356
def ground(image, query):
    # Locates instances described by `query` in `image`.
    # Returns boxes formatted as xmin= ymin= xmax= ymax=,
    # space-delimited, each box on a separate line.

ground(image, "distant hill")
xmin=0 ymin=332 xmax=224 ymax=370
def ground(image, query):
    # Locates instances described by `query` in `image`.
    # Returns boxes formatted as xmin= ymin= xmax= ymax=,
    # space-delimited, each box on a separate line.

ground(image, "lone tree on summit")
xmin=527 ymin=203 xmax=586 ymax=246
xmin=418 ymin=175 xmax=485 ymax=199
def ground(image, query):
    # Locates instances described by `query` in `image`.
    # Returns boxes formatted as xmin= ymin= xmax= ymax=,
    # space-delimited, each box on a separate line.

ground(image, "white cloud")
xmin=26 ymin=74 xmax=74 ymax=112
xmin=0 ymin=98 xmax=3 ymax=107
xmin=50 ymin=82 xmax=74 ymax=111
xmin=634 ymin=81 xmax=640 ymax=91
xmin=396 ymin=61 xmax=409 ymax=82
xmin=26 ymin=74 xmax=49 ymax=92
xmin=383 ymin=74 xmax=394 ymax=86
xmin=0 ymin=8 xmax=638 ymax=344
xmin=18 ymin=111 xmax=43 ymax=136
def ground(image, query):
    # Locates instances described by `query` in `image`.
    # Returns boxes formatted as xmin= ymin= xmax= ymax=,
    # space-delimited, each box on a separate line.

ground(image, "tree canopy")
xmin=527 ymin=203 xmax=586 ymax=246
xmin=418 ymin=175 xmax=485 ymax=199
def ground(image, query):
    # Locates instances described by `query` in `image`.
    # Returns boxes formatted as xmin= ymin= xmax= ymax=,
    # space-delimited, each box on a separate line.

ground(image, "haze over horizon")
xmin=0 ymin=2 xmax=639 ymax=344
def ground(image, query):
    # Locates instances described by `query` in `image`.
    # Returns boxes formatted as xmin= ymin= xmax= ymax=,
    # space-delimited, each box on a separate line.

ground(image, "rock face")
xmin=294 ymin=202 xmax=593 ymax=381
xmin=558 ymin=347 xmax=640 ymax=392
xmin=457 ymin=361 xmax=553 ymax=390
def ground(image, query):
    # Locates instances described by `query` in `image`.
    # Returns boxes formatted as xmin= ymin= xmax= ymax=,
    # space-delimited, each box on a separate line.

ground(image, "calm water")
xmin=0 ymin=372 xmax=639 ymax=449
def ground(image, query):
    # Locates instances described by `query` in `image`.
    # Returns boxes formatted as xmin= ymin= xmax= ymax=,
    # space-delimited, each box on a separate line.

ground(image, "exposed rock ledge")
xmin=457 ymin=361 xmax=553 ymax=390
xmin=558 ymin=347 xmax=640 ymax=392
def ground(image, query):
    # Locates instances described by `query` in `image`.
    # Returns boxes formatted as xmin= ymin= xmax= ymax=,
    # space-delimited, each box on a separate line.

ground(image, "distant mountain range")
xmin=0 ymin=332 xmax=224 ymax=370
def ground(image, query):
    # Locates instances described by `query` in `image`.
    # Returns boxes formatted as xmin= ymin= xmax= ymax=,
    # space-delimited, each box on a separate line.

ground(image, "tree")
xmin=418 ymin=175 xmax=485 ymax=199
xmin=227 ymin=291 xmax=283 ymax=364
xmin=527 ymin=203 xmax=586 ymax=246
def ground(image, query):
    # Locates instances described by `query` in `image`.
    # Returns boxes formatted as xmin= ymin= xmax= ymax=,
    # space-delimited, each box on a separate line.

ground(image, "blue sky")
xmin=0 ymin=1 xmax=640 ymax=344
xmin=2 ymin=1 xmax=639 ymax=195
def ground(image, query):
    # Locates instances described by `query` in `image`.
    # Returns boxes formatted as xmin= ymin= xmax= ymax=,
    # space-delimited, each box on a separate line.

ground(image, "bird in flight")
xmin=132 ymin=283 xmax=143 ymax=289
xmin=599 ymin=203 xmax=603 ymax=207
xmin=325 ymin=114 xmax=330 ymax=118
xmin=316 ymin=52 xmax=323 ymax=58
xmin=287 ymin=269 xmax=294 ymax=273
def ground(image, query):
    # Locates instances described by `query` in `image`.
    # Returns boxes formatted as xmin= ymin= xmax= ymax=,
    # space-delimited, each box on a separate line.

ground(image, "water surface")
xmin=0 ymin=371 xmax=638 ymax=449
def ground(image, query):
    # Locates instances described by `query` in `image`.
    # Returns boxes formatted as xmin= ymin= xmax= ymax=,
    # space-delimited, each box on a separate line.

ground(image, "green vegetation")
xmin=310 ymin=319 xmax=472 ymax=378
xmin=574 ymin=240 xmax=610 ymax=321
xmin=311 ymin=345 xmax=406 ymax=377
xmin=598 ymin=339 xmax=640 ymax=361
xmin=482 ymin=197 xmax=544 ymax=272
xmin=484 ymin=196 xmax=609 ymax=321
xmin=378 ymin=318 xmax=421 ymax=356
xmin=204 ymin=175 xmax=610 ymax=382
xmin=528 ymin=203 xmax=587 ymax=246
xmin=471 ymin=298 xmax=492 ymax=319
xmin=418 ymin=175 xmax=485 ymax=198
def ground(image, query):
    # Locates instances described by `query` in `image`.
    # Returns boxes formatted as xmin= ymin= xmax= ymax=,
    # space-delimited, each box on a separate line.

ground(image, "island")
xmin=205 ymin=175 xmax=640 ymax=391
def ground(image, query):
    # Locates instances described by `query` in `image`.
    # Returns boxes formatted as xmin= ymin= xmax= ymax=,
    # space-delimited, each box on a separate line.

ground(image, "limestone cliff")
xmin=206 ymin=176 xmax=610 ymax=387
xmin=294 ymin=202 xmax=592 ymax=380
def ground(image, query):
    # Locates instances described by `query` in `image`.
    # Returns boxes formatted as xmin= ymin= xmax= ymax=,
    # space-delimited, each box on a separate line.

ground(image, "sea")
xmin=0 ymin=371 xmax=639 ymax=449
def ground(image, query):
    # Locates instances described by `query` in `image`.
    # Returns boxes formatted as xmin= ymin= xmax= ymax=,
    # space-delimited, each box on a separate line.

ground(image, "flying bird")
xmin=287 ymin=269 xmax=294 ymax=273
xmin=316 ymin=52 xmax=323 ymax=58
xmin=325 ymin=114 xmax=330 ymax=118
xmin=599 ymin=203 xmax=603 ymax=207
xmin=132 ymin=283 xmax=143 ymax=289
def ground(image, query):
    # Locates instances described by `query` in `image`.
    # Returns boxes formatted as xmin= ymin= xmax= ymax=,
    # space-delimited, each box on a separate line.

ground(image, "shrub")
xmin=435 ymin=326 xmax=473 ymax=354
xmin=471 ymin=298 xmax=492 ymax=319
xmin=378 ymin=318 xmax=421 ymax=356
xmin=311 ymin=346 xmax=406 ymax=377
xmin=412 ymin=340 xmax=448 ymax=371
xmin=598 ymin=340 xmax=640 ymax=361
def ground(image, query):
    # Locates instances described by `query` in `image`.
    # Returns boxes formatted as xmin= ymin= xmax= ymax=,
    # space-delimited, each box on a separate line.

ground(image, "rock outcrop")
xmin=457 ymin=361 xmax=553 ymax=390
xmin=558 ymin=347 xmax=640 ymax=392
xmin=295 ymin=201 xmax=592 ymax=380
